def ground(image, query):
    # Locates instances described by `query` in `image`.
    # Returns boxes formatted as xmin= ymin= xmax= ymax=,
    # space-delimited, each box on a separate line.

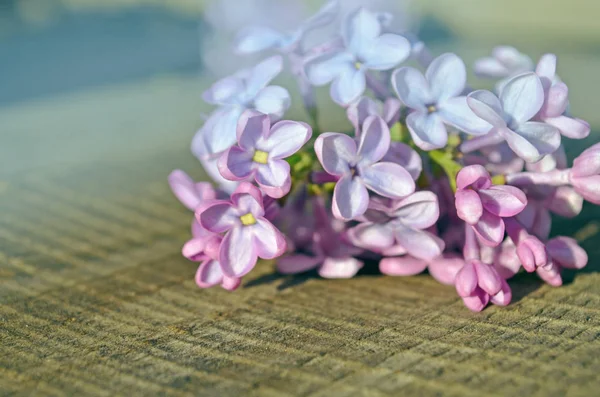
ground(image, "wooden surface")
xmin=2 ymin=49 xmax=600 ymax=397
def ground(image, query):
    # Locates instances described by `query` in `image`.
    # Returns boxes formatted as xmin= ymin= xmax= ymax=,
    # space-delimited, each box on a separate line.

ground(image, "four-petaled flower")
xmin=304 ymin=7 xmax=410 ymax=105
xmin=455 ymin=259 xmax=512 ymax=312
xmin=455 ymin=165 xmax=527 ymax=247
xmin=218 ymin=110 xmax=312 ymax=198
xmin=348 ymin=191 xmax=445 ymax=261
xmin=473 ymin=46 xmax=533 ymax=80
xmin=197 ymin=182 xmax=287 ymax=277
xmin=391 ymin=53 xmax=492 ymax=150
xmin=192 ymin=56 xmax=291 ymax=158
xmin=467 ymin=72 xmax=561 ymax=162
xmin=314 ymin=115 xmax=415 ymax=220
xmin=534 ymin=54 xmax=590 ymax=139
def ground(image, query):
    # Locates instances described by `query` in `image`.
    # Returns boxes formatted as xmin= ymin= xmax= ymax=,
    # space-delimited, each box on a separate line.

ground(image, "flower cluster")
xmin=170 ymin=2 xmax=596 ymax=311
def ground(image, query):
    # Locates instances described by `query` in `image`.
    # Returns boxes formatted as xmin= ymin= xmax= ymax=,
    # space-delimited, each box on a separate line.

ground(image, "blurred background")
xmin=1 ymin=0 xmax=599 ymax=179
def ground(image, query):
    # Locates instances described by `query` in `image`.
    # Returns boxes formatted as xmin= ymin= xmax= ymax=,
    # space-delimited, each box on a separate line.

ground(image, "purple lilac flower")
xmin=391 ymin=53 xmax=492 ymax=150
xmin=277 ymin=196 xmax=364 ymax=279
xmin=182 ymin=228 xmax=241 ymax=291
xmin=314 ymin=115 xmax=415 ymax=220
xmin=348 ymin=191 xmax=444 ymax=261
xmin=234 ymin=0 xmax=339 ymax=54
xmin=196 ymin=182 xmax=287 ymax=277
xmin=537 ymin=237 xmax=588 ymax=286
xmin=219 ymin=110 xmax=312 ymax=198
xmin=192 ymin=56 xmax=290 ymax=158
xmin=454 ymin=227 xmax=512 ymax=312
xmin=455 ymin=165 xmax=527 ymax=247
xmin=534 ymin=54 xmax=590 ymax=139
xmin=465 ymin=73 xmax=561 ymax=162
xmin=505 ymin=143 xmax=600 ymax=205
xmin=473 ymin=46 xmax=533 ymax=80
xmin=568 ymin=142 xmax=600 ymax=204
xmin=504 ymin=217 xmax=549 ymax=272
xmin=346 ymin=96 xmax=423 ymax=180
xmin=304 ymin=7 xmax=410 ymax=105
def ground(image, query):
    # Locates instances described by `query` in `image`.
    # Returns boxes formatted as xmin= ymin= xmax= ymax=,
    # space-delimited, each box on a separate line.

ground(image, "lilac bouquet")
xmin=170 ymin=3 xmax=597 ymax=311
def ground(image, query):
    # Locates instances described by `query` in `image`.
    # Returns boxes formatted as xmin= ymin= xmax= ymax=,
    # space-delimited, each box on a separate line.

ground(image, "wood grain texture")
xmin=1 ymin=145 xmax=599 ymax=397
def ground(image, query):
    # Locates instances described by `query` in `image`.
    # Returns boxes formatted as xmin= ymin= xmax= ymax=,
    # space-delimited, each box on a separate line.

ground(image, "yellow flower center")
xmin=427 ymin=105 xmax=437 ymax=113
xmin=354 ymin=61 xmax=362 ymax=70
xmin=252 ymin=150 xmax=269 ymax=164
xmin=240 ymin=213 xmax=257 ymax=226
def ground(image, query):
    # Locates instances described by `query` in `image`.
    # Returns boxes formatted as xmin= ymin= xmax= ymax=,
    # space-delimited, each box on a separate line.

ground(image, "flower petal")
xmin=202 ymin=76 xmax=245 ymax=105
xmin=535 ymin=53 xmax=556 ymax=81
xmin=382 ymin=142 xmax=422 ymax=180
xmin=357 ymin=115 xmax=390 ymax=164
xmin=195 ymin=260 xmax=224 ymax=288
xmin=255 ymin=160 xmax=291 ymax=199
xmin=393 ymin=224 xmax=445 ymax=261
xmin=234 ymin=26 xmax=285 ymax=54
xmin=304 ymin=51 xmax=354 ymax=86
xmin=391 ymin=67 xmax=431 ymax=111
xmin=546 ymin=236 xmax=588 ymax=270
xmin=426 ymin=53 xmax=466 ymax=102
xmin=299 ymin=0 xmax=339 ymax=31
xmin=474 ymin=57 xmax=509 ymax=78
xmin=428 ymin=254 xmax=465 ymax=285
xmin=455 ymin=260 xmax=478 ymax=297
xmin=253 ymin=86 xmax=291 ymax=119
xmin=479 ymin=185 xmax=527 ymax=217
xmin=456 ymin=164 xmax=492 ymax=190
xmin=332 ymin=175 xmax=369 ymax=220
xmin=347 ymin=96 xmax=379 ymax=132
xmin=244 ymin=55 xmax=284 ymax=99
xmin=391 ymin=191 xmax=440 ymax=229
xmin=192 ymin=107 xmax=242 ymax=156
xmin=236 ymin=110 xmax=270 ymax=151
xmin=361 ymin=162 xmax=415 ymax=199
xmin=490 ymin=278 xmax=512 ymax=306
xmin=438 ymin=96 xmax=493 ymax=135
xmin=342 ymin=7 xmax=381 ymax=55
xmin=500 ymin=72 xmax=544 ymax=123
xmin=406 ymin=111 xmax=448 ymax=150
xmin=540 ymin=82 xmax=568 ymax=118
xmin=330 ymin=66 xmax=366 ymax=105
xmin=314 ymin=133 xmax=356 ymax=176
xmin=277 ymin=254 xmax=322 ymax=274
xmin=462 ymin=288 xmax=490 ymax=312
xmin=383 ymin=98 xmax=402 ymax=126
xmin=197 ymin=200 xmax=239 ymax=233
xmin=361 ymin=34 xmax=411 ymax=70
xmin=472 ymin=211 xmax=505 ymax=247
xmin=230 ymin=182 xmax=264 ymax=216
xmin=547 ymin=187 xmax=583 ymax=218
xmin=168 ymin=170 xmax=216 ymax=211
xmin=379 ymin=256 xmax=428 ymax=276
xmin=251 ymin=218 xmax=287 ymax=259
xmin=455 ymin=189 xmax=483 ymax=225
xmin=219 ymin=226 xmax=258 ymax=277
xmin=347 ymin=223 xmax=395 ymax=252
xmin=544 ymin=115 xmax=590 ymax=140
xmin=263 ymin=121 xmax=312 ymax=159
xmin=473 ymin=261 xmax=502 ymax=295
xmin=318 ymin=257 xmax=363 ymax=279
xmin=501 ymin=122 xmax=561 ymax=163
xmin=182 ymin=237 xmax=208 ymax=262
xmin=218 ymin=146 xmax=255 ymax=181
xmin=466 ymin=90 xmax=506 ymax=128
